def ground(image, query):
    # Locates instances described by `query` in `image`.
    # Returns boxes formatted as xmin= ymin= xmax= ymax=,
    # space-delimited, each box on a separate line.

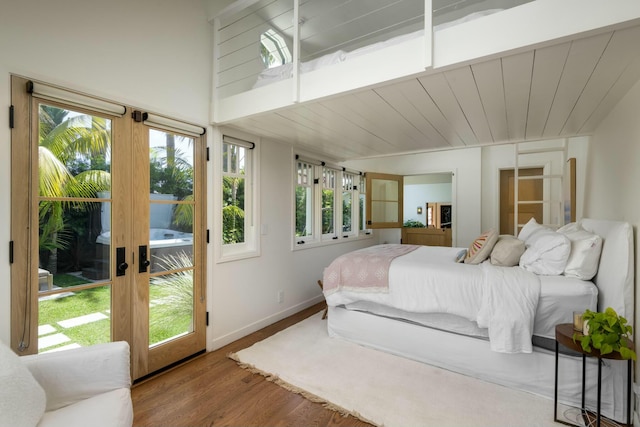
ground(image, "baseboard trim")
xmin=207 ymin=295 xmax=324 ymax=351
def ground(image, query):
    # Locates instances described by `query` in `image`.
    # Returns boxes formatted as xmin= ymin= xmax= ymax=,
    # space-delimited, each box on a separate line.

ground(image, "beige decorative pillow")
xmin=465 ymin=229 xmax=498 ymax=265
xmin=490 ymin=235 xmax=525 ymax=267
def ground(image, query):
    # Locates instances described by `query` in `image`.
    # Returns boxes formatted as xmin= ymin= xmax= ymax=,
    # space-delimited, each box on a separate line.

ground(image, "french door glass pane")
xmin=148 ymin=128 xmax=196 ymax=347
xmin=149 ymin=129 xmax=194 ymax=201
xmin=37 ymin=103 xmax=112 ymax=352
xmin=149 ymin=269 xmax=194 ymax=347
xmin=38 ymin=286 xmax=111 ymax=352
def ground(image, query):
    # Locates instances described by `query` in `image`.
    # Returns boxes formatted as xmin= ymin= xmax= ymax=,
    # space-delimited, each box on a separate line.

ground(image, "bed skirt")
xmin=327 ymin=305 xmax=630 ymax=422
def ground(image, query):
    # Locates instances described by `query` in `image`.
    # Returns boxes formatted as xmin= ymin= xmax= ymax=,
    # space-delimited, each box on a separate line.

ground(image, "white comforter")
xmin=324 ymin=246 xmax=541 ymax=353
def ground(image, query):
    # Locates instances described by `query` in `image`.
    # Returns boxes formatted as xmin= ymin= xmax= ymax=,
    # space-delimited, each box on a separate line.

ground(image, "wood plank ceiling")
xmin=224 ymin=23 xmax=640 ymax=161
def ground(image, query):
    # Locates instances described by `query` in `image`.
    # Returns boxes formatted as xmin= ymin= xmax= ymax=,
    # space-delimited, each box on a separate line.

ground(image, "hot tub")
xmin=95 ymin=228 xmax=193 ymax=275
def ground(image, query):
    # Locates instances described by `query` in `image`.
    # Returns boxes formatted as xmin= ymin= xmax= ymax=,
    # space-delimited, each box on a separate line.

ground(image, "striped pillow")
xmin=465 ymin=229 xmax=498 ymax=265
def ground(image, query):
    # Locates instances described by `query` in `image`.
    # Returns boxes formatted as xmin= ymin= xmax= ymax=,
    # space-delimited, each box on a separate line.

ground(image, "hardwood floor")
xmin=132 ymin=303 xmax=372 ymax=427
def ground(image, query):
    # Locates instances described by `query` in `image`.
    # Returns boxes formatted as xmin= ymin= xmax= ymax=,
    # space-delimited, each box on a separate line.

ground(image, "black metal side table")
xmin=554 ymin=323 xmax=633 ymax=427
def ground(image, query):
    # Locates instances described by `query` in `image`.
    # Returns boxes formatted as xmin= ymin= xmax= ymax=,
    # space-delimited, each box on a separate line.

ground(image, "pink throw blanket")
xmin=323 ymin=244 xmax=420 ymax=295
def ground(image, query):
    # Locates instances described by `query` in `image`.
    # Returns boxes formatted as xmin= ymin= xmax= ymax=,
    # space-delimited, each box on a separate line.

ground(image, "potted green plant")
xmin=403 ymin=219 xmax=425 ymax=228
xmin=573 ymin=307 xmax=636 ymax=360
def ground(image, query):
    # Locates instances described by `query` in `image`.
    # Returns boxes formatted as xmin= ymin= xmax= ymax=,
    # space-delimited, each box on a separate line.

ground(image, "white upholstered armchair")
xmin=0 ymin=340 xmax=133 ymax=427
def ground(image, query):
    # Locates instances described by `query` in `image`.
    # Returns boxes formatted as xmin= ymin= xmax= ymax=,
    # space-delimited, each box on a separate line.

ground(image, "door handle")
xmin=139 ymin=245 xmax=151 ymax=273
xmin=116 ymin=247 xmax=128 ymax=276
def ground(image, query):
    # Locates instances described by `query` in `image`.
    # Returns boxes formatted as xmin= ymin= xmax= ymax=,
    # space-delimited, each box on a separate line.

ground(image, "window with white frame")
xmin=294 ymin=155 xmax=367 ymax=247
xmin=295 ymin=160 xmax=315 ymax=242
xmin=219 ymin=134 xmax=259 ymax=260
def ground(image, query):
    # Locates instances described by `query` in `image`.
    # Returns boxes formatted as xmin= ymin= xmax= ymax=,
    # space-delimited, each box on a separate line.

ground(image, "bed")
xmin=322 ymin=218 xmax=634 ymax=422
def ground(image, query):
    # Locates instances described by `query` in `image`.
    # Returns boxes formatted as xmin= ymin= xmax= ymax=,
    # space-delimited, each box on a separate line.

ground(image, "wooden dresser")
xmin=401 ymin=227 xmax=452 ymax=247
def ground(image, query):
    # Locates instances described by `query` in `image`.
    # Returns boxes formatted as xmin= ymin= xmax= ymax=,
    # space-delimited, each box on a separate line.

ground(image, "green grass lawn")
xmin=39 ymin=273 xmax=192 ymax=352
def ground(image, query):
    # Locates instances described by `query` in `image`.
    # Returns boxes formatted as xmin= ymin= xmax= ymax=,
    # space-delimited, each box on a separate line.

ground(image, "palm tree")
xmin=38 ymin=105 xmax=111 ymax=274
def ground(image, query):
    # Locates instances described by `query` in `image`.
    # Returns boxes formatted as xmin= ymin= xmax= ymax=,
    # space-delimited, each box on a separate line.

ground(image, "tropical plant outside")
xmin=37 ymin=105 xmax=196 ymax=352
xmin=38 ymin=105 xmax=111 ymax=274
xmin=222 ymin=142 xmax=246 ymax=244
xmin=148 ymin=251 xmax=194 ymax=346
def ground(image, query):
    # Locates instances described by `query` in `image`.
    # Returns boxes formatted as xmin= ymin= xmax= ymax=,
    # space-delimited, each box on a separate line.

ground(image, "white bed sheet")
xmin=535 ymin=275 xmax=597 ymax=338
xmin=325 ymin=245 xmax=540 ymax=353
xmin=334 ymin=249 xmax=597 ymax=341
xmin=344 ymin=273 xmax=597 ymax=341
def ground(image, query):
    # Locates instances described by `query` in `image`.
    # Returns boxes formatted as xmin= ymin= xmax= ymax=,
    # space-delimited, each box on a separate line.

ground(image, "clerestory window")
xmin=260 ymin=29 xmax=292 ymax=69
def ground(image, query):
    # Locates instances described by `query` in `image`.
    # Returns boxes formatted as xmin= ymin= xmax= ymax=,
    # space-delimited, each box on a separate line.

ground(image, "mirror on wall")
xmin=403 ymin=173 xmax=453 ymax=228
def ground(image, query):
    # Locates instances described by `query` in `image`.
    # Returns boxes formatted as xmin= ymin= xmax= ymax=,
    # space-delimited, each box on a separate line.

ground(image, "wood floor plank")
xmin=132 ymin=303 xmax=372 ymax=427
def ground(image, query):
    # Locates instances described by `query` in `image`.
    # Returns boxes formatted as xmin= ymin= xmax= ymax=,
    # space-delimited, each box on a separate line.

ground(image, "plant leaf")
xmin=619 ymin=347 xmax=637 ymax=361
xmin=600 ymin=343 xmax=613 ymax=355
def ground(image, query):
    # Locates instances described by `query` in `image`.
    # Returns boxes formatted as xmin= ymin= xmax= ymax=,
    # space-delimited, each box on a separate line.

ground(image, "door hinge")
xmin=132 ymin=110 xmax=147 ymax=123
xmin=206 ymin=311 xmax=209 ymax=326
xmin=9 ymin=241 xmax=14 ymax=263
xmin=206 ymin=229 xmax=210 ymax=244
xmin=206 ymin=147 xmax=210 ymax=161
xmin=9 ymin=105 xmax=14 ymax=129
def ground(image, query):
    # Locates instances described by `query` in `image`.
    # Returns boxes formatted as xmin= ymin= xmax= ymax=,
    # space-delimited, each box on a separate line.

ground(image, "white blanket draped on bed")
xmin=324 ymin=245 xmax=541 ymax=353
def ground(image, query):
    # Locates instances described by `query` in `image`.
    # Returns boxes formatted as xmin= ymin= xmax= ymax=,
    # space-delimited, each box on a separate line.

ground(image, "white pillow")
xmin=558 ymin=223 xmax=603 ymax=280
xmin=519 ymin=227 xmax=571 ymax=275
xmin=518 ymin=217 xmax=545 ymax=243
xmin=0 ymin=341 xmax=46 ymax=427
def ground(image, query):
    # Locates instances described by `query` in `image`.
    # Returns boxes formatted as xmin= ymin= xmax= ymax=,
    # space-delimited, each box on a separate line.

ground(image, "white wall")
xmin=0 ymin=0 xmax=212 ymax=344
xmin=584 ymin=78 xmax=640 ymax=384
xmin=208 ymin=137 xmax=374 ymax=349
xmin=343 ymin=147 xmax=482 ymax=247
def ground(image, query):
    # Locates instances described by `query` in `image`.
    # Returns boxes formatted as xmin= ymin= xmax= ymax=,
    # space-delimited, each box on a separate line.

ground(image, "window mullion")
xmin=314 ymin=165 xmax=322 ymax=241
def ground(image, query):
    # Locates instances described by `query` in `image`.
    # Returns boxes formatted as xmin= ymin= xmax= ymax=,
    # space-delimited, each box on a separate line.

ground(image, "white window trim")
xmin=292 ymin=154 xmax=372 ymax=250
xmin=214 ymin=130 xmax=260 ymax=263
xmin=341 ymin=171 xmax=359 ymax=239
xmin=321 ymin=166 xmax=339 ymax=242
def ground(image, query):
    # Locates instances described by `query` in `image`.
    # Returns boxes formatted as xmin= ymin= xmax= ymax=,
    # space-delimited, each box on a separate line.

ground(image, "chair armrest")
xmin=21 ymin=341 xmax=131 ymax=411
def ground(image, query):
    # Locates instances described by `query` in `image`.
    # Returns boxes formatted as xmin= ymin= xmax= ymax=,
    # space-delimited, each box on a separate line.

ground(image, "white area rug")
xmin=230 ymin=311 xmax=562 ymax=427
